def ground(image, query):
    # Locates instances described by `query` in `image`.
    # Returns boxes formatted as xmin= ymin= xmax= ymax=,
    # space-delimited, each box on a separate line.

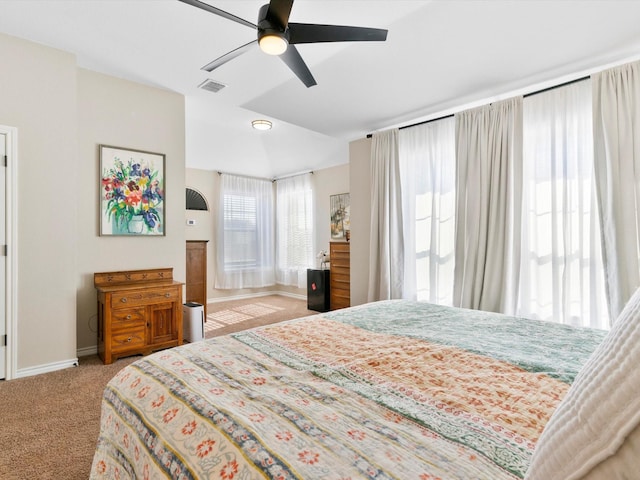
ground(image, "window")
xmin=215 ymin=174 xmax=274 ymax=289
xmin=400 ymin=117 xmax=456 ymax=304
xmin=276 ymin=173 xmax=314 ymax=288
xmin=518 ymin=80 xmax=608 ymax=328
xmin=399 ymin=82 xmax=609 ymax=328
xmin=223 ymin=193 xmax=258 ymax=270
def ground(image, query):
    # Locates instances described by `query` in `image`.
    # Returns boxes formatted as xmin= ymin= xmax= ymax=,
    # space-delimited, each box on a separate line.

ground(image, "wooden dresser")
xmin=95 ymin=268 xmax=184 ymax=365
xmin=186 ymin=240 xmax=208 ymax=314
xmin=330 ymin=242 xmax=350 ymax=310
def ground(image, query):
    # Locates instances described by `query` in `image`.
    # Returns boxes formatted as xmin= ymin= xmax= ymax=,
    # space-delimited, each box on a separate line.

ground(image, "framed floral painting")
xmin=99 ymin=145 xmax=165 ymax=236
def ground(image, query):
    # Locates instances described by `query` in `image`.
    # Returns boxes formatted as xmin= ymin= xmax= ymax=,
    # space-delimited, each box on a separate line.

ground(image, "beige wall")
xmin=313 ymin=164 xmax=350 ymax=261
xmin=0 ymin=33 xmax=79 ymax=373
xmin=349 ymin=137 xmax=372 ymax=306
xmin=185 ymin=164 xmax=350 ymax=302
xmin=0 ymin=30 xmax=353 ymax=373
xmin=185 ymin=169 xmax=216 ymax=299
xmin=76 ymin=69 xmax=186 ymax=355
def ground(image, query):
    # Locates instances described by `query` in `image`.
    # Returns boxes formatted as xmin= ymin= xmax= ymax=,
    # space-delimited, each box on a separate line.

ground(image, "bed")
xmin=89 ymin=299 xmax=620 ymax=479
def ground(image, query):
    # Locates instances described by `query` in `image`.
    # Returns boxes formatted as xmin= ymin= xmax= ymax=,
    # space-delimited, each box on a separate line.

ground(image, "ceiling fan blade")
xmin=288 ymin=23 xmax=388 ymax=44
xmin=178 ymin=0 xmax=256 ymax=29
xmin=201 ymin=40 xmax=258 ymax=72
xmin=279 ymin=45 xmax=317 ymax=88
xmin=266 ymin=0 xmax=294 ymax=29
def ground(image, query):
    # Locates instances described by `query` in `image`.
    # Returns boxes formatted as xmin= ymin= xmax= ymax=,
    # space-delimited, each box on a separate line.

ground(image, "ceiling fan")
xmin=178 ymin=0 xmax=388 ymax=87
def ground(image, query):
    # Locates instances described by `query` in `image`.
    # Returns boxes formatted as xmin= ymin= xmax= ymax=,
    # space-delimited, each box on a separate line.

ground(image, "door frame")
xmin=1 ymin=125 xmax=17 ymax=380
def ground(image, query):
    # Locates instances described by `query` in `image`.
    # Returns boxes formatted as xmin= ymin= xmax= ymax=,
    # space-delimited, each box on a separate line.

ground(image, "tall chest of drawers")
xmin=330 ymin=242 xmax=350 ymax=310
xmin=186 ymin=240 xmax=208 ymax=314
xmin=95 ymin=268 xmax=184 ymax=365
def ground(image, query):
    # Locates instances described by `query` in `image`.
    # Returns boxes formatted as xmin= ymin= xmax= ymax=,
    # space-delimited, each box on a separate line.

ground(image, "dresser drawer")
xmin=111 ymin=287 xmax=179 ymax=308
xmin=330 ymin=294 xmax=350 ymax=310
xmin=330 ymin=253 xmax=350 ymax=267
xmin=330 ymin=269 xmax=350 ymax=282
xmin=111 ymin=307 xmax=146 ymax=329
xmin=330 ymin=242 xmax=350 ymax=253
xmin=111 ymin=328 xmax=146 ymax=352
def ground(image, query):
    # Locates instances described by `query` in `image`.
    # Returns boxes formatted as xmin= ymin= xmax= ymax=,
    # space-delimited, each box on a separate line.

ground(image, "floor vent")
xmin=198 ymin=79 xmax=226 ymax=93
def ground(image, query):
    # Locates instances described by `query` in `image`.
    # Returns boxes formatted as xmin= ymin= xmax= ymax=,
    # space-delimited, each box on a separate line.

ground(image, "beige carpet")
xmin=0 ymin=355 xmax=139 ymax=480
xmin=0 ymin=294 xmax=315 ymax=480
xmin=205 ymin=294 xmax=316 ymax=338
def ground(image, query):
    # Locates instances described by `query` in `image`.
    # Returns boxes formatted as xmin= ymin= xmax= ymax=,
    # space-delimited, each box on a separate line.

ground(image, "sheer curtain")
xmin=454 ymin=97 xmax=523 ymax=314
xmin=399 ymin=117 xmax=456 ymax=304
xmin=518 ymin=80 xmax=608 ymax=329
xmin=275 ymin=173 xmax=314 ymax=289
xmin=593 ymin=61 xmax=640 ymax=322
xmin=215 ymin=174 xmax=275 ymax=289
xmin=368 ymin=129 xmax=404 ymax=301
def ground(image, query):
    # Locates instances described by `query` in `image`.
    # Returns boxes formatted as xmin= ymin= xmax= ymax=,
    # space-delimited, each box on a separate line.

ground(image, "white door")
xmin=0 ymin=133 xmax=6 ymax=379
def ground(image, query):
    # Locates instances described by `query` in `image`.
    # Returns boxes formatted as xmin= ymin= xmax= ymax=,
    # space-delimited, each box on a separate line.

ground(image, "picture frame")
xmin=99 ymin=145 xmax=166 ymax=236
xmin=330 ymin=193 xmax=350 ymax=240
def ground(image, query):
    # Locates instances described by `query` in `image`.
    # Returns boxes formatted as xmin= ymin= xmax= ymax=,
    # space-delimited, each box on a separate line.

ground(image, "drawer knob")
xmin=126 ymin=337 xmax=132 ymax=343
xmin=126 ymin=315 xmax=132 ymax=320
xmin=121 ymin=298 xmax=128 ymax=303
xmin=164 ymin=293 xmax=171 ymax=298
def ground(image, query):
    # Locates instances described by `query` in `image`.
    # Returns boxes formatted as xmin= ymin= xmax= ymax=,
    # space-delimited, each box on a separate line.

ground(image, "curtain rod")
xmin=365 ymin=74 xmax=590 ymax=138
xmin=366 ymin=114 xmax=454 ymax=138
xmin=272 ymin=170 xmax=314 ymax=182
xmin=522 ymin=75 xmax=589 ymax=98
xmin=217 ymin=170 xmax=314 ymax=183
xmin=217 ymin=171 xmax=271 ymax=182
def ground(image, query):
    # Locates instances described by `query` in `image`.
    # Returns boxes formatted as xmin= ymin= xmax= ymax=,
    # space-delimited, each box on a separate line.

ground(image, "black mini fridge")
xmin=307 ymin=269 xmax=330 ymax=312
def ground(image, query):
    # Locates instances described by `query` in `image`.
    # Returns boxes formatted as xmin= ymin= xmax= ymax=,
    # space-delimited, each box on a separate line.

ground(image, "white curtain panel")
xmin=518 ymin=80 xmax=609 ymax=329
xmin=399 ymin=117 xmax=456 ymax=304
xmin=368 ymin=129 xmax=404 ymax=301
xmin=215 ymin=174 xmax=275 ymax=289
xmin=275 ymin=173 xmax=314 ymax=289
xmin=593 ymin=61 xmax=640 ymax=321
xmin=453 ymin=97 xmax=523 ymax=314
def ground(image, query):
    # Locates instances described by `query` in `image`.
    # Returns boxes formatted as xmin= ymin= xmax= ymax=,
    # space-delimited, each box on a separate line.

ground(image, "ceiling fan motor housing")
xmin=257 ymin=4 xmax=289 ymax=44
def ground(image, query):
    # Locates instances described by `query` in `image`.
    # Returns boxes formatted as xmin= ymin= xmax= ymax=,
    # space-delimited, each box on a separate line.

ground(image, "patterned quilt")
xmin=90 ymin=300 xmax=606 ymax=479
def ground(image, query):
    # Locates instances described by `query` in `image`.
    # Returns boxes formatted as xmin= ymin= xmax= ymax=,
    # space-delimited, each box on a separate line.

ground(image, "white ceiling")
xmin=1 ymin=0 xmax=640 ymax=178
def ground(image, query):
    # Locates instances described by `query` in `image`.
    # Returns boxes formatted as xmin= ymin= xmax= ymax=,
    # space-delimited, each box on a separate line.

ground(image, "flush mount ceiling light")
xmin=252 ymin=119 xmax=272 ymax=130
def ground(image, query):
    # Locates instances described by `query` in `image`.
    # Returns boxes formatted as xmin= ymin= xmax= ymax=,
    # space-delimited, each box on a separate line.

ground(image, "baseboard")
xmin=273 ymin=291 xmax=306 ymax=301
xmin=16 ymin=357 xmax=79 ymax=379
xmin=207 ymin=291 xmax=306 ymax=304
xmin=77 ymin=345 xmax=98 ymax=358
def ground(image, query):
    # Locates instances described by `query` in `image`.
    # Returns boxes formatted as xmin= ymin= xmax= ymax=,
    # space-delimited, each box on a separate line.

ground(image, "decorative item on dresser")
xmin=330 ymin=241 xmax=350 ymax=310
xmin=186 ymin=240 xmax=208 ymax=314
xmin=94 ymin=268 xmax=183 ymax=365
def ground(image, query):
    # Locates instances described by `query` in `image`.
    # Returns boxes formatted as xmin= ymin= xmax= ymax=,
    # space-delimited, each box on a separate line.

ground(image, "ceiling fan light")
xmin=259 ymin=34 xmax=288 ymax=55
xmin=252 ymin=119 xmax=272 ymax=130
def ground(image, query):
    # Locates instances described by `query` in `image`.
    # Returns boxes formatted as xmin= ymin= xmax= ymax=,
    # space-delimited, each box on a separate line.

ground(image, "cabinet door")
xmin=148 ymin=302 xmax=177 ymax=345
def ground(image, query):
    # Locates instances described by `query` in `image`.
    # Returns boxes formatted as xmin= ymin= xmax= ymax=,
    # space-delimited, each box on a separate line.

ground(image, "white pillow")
xmin=525 ymin=287 xmax=640 ymax=480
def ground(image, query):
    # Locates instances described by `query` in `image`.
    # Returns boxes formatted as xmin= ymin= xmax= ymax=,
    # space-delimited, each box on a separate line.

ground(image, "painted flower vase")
xmin=128 ymin=215 xmax=145 ymax=234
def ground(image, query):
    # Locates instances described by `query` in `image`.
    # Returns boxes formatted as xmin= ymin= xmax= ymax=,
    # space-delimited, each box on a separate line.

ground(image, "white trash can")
xmin=182 ymin=302 xmax=205 ymax=343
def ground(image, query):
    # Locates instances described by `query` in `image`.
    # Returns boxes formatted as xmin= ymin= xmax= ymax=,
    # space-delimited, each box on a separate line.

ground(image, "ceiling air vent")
xmin=186 ymin=188 xmax=209 ymax=211
xmin=198 ymin=78 xmax=226 ymax=93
